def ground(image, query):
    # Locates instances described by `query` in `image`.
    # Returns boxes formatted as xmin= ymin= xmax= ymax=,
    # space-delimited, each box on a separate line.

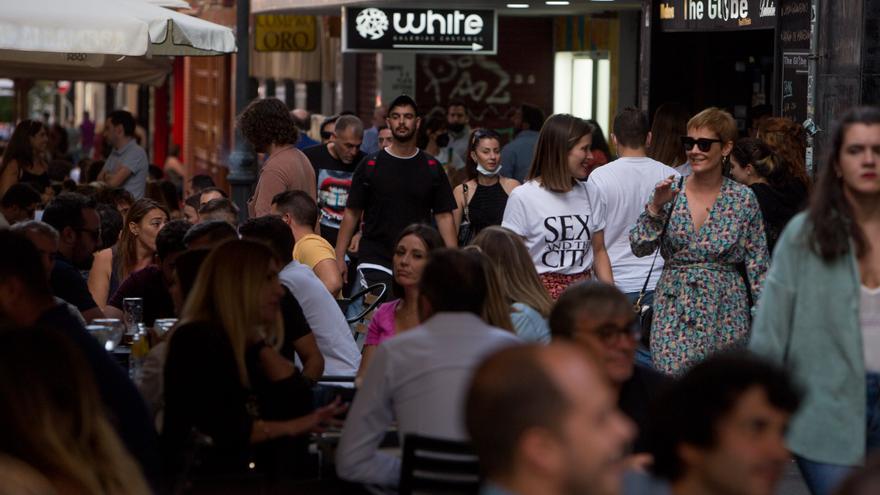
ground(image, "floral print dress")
xmin=629 ymin=177 xmax=769 ymax=375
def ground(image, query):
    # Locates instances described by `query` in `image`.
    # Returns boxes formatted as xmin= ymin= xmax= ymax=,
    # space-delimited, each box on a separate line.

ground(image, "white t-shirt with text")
xmin=587 ymin=156 xmax=679 ymax=293
xmin=502 ymin=180 xmax=605 ymax=276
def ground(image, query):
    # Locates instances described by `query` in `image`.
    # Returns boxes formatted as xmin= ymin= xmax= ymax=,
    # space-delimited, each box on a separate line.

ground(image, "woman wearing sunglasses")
xmin=630 ymin=107 xmax=769 ymax=376
xmin=502 ymin=114 xmax=613 ymax=299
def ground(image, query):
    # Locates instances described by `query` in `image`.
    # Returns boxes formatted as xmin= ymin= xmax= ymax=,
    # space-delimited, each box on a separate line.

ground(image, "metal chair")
xmin=337 ymin=282 xmax=388 ymax=324
xmin=398 ymin=434 xmax=481 ymax=495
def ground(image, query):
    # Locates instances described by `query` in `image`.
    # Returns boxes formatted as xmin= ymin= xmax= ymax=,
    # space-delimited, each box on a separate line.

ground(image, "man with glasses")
xmin=550 ymin=281 xmax=669 ymax=455
xmin=303 ymin=114 xmax=366 ymax=247
xmin=42 ymin=192 xmax=105 ymax=322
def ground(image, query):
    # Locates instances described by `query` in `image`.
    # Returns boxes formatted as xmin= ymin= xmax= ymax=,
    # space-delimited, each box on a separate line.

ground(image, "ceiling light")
xmin=507 ymin=3 xmax=530 ymax=8
xmin=546 ymin=0 xmax=570 ymax=4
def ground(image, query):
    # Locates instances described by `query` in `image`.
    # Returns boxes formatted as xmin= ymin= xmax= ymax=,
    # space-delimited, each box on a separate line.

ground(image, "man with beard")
xmin=334 ymin=95 xmax=457 ymax=289
xmin=0 ymin=230 xmax=161 ymax=488
xmin=647 ymin=353 xmax=801 ymax=495
xmin=41 ymin=192 xmax=105 ymax=322
xmin=466 ymin=343 xmax=635 ymax=495
xmin=303 ymin=114 xmax=366 ymax=246
xmin=446 ymin=99 xmax=471 ymax=164
xmin=240 ymin=98 xmax=316 ymax=218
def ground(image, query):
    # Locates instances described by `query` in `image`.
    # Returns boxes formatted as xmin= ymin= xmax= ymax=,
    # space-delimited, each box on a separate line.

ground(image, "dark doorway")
xmin=649 ymin=29 xmax=775 ymax=134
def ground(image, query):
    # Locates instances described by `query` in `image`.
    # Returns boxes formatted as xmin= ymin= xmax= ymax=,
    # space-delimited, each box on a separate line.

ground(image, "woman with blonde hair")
xmin=631 ymin=107 xmax=769 ymax=375
xmin=462 ymin=245 xmax=515 ymax=334
xmin=88 ymin=198 xmax=168 ymax=310
xmin=0 ymin=326 xmax=150 ymax=495
xmin=163 ymin=239 xmax=345 ymax=482
xmin=471 ymin=226 xmax=553 ymax=342
xmin=502 ymin=113 xmax=613 ymax=299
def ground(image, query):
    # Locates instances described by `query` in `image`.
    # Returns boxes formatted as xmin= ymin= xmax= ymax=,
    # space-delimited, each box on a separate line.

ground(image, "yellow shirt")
xmin=293 ymin=234 xmax=336 ymax=269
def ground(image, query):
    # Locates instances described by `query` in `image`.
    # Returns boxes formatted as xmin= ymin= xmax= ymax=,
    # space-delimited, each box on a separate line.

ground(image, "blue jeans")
xmin=796 ymin=372 xmax=880 ymax=495
xmin=625 ymin=291 xmax=654 ymax=370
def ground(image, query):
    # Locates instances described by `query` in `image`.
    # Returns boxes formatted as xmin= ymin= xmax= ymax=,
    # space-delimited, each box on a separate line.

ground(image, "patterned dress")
xmin=629 ymin=177 xmax=769 ymax=375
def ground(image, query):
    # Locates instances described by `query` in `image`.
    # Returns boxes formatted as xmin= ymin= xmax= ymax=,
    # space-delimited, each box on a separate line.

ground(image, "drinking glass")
xmin=153 ymin=318 xmax=178 ymax=337
xmin=92 ymin=318 xmax=124 ymax=351
xmin=123 ymin=298 xmax=144 ymax=335
xmin=86 ymin=324 xmax=113 ymax=350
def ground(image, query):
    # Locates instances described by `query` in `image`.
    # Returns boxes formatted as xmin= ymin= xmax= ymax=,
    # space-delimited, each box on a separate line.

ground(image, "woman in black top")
xmin=452 ymin=129 xmax=520 ymax=243
xmin=729 ymin=137 xmax=808 ymax=253
xmin=0 ymin=119 xmax=51 ymax=200
xmin=162 ymin=240 xmax=345 ymax=483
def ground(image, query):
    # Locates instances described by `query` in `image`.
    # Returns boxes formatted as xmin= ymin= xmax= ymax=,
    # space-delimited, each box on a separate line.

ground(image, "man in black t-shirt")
xmin=334 ymin=95 xmax=458 ymax=288
xmin=303 ymin=114 xmax=366 ymax=247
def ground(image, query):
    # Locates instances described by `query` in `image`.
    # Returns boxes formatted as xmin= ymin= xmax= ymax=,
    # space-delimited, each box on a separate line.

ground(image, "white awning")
xmin=0 ymin=0 xmax=236 ymax=57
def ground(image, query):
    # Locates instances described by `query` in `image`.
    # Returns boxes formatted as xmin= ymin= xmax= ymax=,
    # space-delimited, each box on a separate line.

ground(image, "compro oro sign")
xmin=343 ymin=7 xmax=497 ymax=54
xmin=255 ymin=15 xmax=317 ymax=52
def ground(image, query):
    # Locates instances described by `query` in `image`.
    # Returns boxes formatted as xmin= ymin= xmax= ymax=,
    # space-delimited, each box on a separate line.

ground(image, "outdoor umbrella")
xmin=0 ymin=0 xmax=235 ymax=84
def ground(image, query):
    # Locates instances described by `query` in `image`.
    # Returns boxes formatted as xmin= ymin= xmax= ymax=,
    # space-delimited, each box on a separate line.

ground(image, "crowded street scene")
xmin=3 ymin=0 xmax=880 ymax=494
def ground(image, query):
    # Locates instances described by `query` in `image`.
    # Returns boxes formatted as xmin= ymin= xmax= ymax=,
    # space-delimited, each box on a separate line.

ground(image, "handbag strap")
xmin=462 ymin=183 xmax=471 ymax=223
xmin=636 ymin=176 xmax=683 ymax=306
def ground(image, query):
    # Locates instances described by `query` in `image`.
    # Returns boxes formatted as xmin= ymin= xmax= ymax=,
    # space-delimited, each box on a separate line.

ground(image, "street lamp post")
xmin=228 ymin=0 xmax=257 ymax=222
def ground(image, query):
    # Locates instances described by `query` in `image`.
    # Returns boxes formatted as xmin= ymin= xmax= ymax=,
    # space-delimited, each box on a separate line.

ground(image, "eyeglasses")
xmin=320 ymin=131 xmax=333 ymax=140
xmin=589 ymin=321 xmax=641 ymax=343
xmin=681 ymin=136 xmax=723 ymax=152
xmin=470 ymin=129 xmax=499 ymax=144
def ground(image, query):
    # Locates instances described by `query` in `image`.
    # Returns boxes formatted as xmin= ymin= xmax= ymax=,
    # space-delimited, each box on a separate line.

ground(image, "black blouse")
xmin=162 ymin=321 xmax=314 ymax=480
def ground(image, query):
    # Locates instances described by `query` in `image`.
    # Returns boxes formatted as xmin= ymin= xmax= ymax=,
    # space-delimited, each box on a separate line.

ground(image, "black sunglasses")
xmin=681 ymin=136 xmax=723 ymax=152
xmin=581 ymin=320 xmax=641 ymax=343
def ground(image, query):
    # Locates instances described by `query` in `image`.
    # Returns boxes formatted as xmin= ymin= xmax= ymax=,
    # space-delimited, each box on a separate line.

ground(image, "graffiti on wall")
xmin=415 ymin=17 xmax=554 ymax=138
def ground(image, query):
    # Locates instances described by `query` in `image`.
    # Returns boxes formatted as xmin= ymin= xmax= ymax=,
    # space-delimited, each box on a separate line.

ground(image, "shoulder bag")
xmin=634 ymin=176 xmax=683 ymax=349
xmin=458 ymin=183 xmax=474 ymax=246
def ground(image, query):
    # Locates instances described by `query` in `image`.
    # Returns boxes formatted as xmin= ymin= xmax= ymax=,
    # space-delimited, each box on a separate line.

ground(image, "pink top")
xmin=364 ymin=301 xmax=400 ymax=346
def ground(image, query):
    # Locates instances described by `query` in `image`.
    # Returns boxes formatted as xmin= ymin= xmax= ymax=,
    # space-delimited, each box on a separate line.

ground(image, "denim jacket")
xmin=750 ymin=212 xmax=866 ymax=465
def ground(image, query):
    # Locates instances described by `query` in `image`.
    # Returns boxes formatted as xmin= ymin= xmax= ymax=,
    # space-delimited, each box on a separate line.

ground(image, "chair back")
xmin=399 ymin=434 xmax=481 ymax=495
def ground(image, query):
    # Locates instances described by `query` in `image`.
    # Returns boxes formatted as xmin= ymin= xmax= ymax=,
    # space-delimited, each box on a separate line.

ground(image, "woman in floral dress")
xmin=630 ymin=107 xmax=769 ymax=375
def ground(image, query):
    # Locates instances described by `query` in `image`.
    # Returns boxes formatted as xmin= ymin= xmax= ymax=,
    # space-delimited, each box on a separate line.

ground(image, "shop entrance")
xmin=649 ymin=28 xmax=775 ymax=132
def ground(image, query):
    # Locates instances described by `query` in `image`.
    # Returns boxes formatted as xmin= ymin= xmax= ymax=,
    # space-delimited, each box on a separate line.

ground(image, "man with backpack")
xmin=334 ymin=95 xmax=457 ymax=289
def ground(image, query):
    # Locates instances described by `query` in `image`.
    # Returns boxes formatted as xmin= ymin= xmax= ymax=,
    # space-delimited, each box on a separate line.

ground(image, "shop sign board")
xmin=658 ymin=0 xmax=777 ymax=31
xmin=343 ymin=7 xmax=497 ymax=54
xmin=255 ymin=15 xmax=317 ymax=52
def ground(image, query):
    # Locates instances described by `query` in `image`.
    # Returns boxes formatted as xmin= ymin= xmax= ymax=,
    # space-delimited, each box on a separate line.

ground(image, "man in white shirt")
xmin=587 ymin=108 xmax=679 ymax=304
xmin=239 ymin=216 xmax=361 ymax=378
xmin=336 ymin=249 xmax=521 ymax=489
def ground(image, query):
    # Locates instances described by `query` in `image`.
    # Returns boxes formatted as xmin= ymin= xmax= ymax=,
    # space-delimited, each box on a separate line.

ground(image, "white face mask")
xmin=476 ymin=163 xmax=501 ymax=177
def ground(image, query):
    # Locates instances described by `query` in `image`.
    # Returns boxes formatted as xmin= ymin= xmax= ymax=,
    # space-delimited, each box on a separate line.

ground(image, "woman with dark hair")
xmin=88 ymin=198 xmax=169 ymax=310
xmin=729 ymin=137 xmax=808 ymax=252
xmin=357 ymin=224 xmax=445 ymax=380
xmin=586 ymin=119 xmax=614 ymax=174
xmin=631 ymin=107 xmax=768 ymax=376
xmin=648 ymin=103 xmax=691 ymax=173
xmin=452 ymin=129 xmax=520 ymax=242
xmin=751 ymin=106 xmax=880 ymax=495
xmin=502 ymin=114 xmax=613 ymax=299
xmin=0 ymin=119 xmax=50 ymax=198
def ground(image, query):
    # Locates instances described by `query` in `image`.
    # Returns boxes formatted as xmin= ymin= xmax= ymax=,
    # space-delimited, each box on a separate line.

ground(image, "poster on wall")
xmin=658 ymin=0 xmax=777 ymax=31
xmin=779 ymin=0 xmax=811 ymax=124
